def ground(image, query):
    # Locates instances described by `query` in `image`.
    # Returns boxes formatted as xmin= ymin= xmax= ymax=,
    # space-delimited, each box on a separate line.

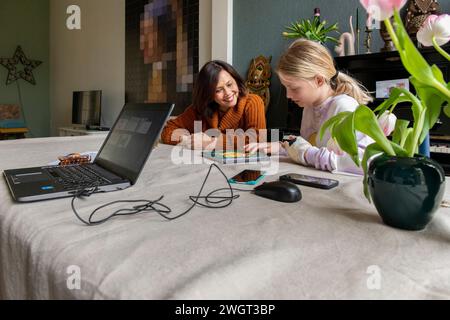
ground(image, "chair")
xmin=0 ymin=104 xmax=28 ymax=140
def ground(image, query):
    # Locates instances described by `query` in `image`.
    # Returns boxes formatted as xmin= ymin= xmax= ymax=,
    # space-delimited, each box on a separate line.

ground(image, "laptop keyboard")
xmin=46 ymin=165 xmax=111 ymax=190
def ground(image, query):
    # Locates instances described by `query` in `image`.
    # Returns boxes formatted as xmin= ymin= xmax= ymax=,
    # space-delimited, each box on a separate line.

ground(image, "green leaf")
xmin=312 ymin=16 xmax=319 ymax=27
xmin=282 ymin=16 xmax=340 ymax=44
xmin=392 ymin=119 xmax=409 ymax=146
xmin=305 ymin=19 xmax=312 ymax=30
xmin=361 ymin=144 xmax=384 ymax=202
xmin=392 ymin=11 xmax=435 ymax=84
xmin=409 ymin=77 xmax=444 ymax=144
xmin=393 ymin=88 xmax=423 ymax=125
xmin=389 ymin=141 xmax=409 ymax=157
xmin=374 ymin=88 xmax=403 ymax=114
xmin=321 ymin=105 xmax=396 ymax=170
xmin=334 ymin=113 xmax=360 ymax=166
xmin=325 ymin=36 xmax=340 ymax=44
xmin=319 ymin=111 xmax=350 ymax=141
xmin=444 ymin=104 xmax=450 ymax=118
xmin=403 ymin=127 xmax=416 ymax=155
xmin=353 ymin=105 xmax=395 ymax=156
xmin=323 ymin=23 xmax=338 ymax=34
xmin=431 ymin=64 xmax=445 ymax=84
xmin=315 ymin=21 xmax=325 ymax=34
xmin=402 ymin=127 xmax=413 ymax=149
xmin=282 ymin=33 xmax=299 ymax=38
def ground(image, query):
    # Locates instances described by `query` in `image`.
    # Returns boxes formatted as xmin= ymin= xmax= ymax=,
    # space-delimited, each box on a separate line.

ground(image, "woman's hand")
xmin=179 ymin=133 xmax=217 ymax=150
xmin=244 ymin=142 xmax=282 ymax=154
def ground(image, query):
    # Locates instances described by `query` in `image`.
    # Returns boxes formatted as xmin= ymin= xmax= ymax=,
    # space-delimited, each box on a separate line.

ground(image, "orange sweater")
xmin=161 ymin=94 xmax=266 ymax=149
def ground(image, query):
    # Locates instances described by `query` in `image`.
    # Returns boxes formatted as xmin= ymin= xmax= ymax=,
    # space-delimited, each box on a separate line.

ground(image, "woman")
xmin=161 ymin=60 xmax=266 ymax=151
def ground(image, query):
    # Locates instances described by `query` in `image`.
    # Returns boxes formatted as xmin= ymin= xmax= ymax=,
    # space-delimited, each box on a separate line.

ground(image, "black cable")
xmin=71 ymin=163 xmax=253 ymax=226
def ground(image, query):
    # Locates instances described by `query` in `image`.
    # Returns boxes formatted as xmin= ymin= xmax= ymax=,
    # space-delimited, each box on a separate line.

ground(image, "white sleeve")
xmin=304 ymin=133 xmax=372 ymax=174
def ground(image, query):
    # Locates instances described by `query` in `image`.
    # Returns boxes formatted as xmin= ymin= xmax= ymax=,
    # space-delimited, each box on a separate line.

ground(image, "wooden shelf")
xmin=0 ymin=127 xmax=28 ymax=140
xmin=59 ymin=127 xmax=109 ymax=137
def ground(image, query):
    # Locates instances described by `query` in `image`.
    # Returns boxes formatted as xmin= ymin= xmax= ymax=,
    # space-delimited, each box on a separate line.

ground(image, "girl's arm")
xmin=303 ymin=132 xmax=371 ymax=174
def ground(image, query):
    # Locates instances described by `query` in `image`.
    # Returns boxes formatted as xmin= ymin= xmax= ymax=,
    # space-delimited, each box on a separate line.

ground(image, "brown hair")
xmin=277 ymin=39 xmax=373 ymax=105
xmin=192 ymin=60 xmax=248 ymax=118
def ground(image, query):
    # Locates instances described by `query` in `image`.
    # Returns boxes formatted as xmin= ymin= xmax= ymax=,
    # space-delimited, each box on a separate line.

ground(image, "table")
xmin=1 ymin=136 xmax=450 ymax=299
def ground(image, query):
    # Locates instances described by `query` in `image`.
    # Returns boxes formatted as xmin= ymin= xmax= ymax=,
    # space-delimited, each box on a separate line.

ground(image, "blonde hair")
xmin=277 ymin=39 xmax=373 ymax=105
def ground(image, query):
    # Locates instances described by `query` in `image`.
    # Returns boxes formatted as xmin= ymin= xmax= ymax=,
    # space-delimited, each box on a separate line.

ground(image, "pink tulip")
xmin=360 ymin=0 xmax=407 ymax=21
xmin=417 ymin=14 xmax=450 ymax=47
xmin=378 ymin=111 xmax=397 ymax=136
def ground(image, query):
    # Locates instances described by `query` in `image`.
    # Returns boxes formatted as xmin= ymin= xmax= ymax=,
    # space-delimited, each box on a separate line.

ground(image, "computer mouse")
xmin=253 ymin=181 xmax=302 ymax=203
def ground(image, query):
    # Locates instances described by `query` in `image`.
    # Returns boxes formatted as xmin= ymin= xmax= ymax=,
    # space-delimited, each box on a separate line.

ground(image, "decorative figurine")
xmin=335 ymin=16 xmax=356 ymax=56
xmin=380 ymin=17 xmax=396 ymax=52
xmin=364 ymin=13 xmax=373 ymax=54
xmin=405 ymin=0 xmax=440 ymax=43
xmin=245 ymin=55 xmax=272 ymax=113
xmin=364 ymin=27 xmax=373 ymax=54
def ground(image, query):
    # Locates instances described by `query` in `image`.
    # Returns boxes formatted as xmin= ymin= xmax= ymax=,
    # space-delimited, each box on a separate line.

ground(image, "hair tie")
xmin=331 ymin=70 xmax=339 ymax=82
xmin=330 ymin=70 xmax=339 ymax=89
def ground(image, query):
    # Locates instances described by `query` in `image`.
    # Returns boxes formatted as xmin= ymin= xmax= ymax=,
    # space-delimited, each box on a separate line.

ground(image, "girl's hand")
xmin=282 ymin=136 xmax=312 ymax=166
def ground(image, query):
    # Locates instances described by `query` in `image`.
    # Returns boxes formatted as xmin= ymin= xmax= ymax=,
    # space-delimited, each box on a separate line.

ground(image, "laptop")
xmin=3 ymin=102 xmax=174 ymax=202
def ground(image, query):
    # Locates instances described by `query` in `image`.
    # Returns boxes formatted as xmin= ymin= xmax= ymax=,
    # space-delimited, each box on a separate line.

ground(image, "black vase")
xmin=368 ymin=154 xmax=446 ymax=231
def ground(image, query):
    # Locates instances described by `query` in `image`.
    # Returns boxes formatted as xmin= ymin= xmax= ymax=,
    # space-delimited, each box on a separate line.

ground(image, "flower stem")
xmin=430 ymin=38 xmax=450 ymax=100
xmin=432 ymin=36 xmax=450 ymax=62
xmin=396 ymin=89 xmax=425 ymax=157
xmin=383 ymin=17 xmax=400 ymax=52
xmin=434 ymin=80 xmax=450 ymax=100
xmin=409 ymin=109 xmax=426 ymax=157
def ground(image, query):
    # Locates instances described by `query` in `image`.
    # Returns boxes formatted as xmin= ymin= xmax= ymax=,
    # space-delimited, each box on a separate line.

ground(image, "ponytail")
xmin=333 ymin=72 xmax=373 ymax=105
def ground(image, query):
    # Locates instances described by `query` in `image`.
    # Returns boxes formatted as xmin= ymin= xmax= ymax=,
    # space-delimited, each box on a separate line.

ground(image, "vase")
xmin=367 ymin=154 xmax=446 ymax=231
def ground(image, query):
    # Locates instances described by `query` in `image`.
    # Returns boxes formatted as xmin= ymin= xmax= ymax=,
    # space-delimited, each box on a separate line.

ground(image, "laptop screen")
xmin=94 ymin=103 xmax=174 ymax=184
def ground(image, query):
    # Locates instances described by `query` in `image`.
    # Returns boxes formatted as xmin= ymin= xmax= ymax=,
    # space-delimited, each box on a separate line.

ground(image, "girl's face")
xmin=279 ymin=73 xmax=323 ymax=108
xmin=214 ymin=70 xmax=239 ymax=111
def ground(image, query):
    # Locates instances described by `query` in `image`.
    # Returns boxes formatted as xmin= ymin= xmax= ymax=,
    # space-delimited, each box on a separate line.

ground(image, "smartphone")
xmin=279 ymin=173 xmax=339 ymax=189
xmin=228 ymin=170 xmax=265 ymax=185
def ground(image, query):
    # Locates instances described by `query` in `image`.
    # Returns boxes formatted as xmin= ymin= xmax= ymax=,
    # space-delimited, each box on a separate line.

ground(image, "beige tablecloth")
xmin=1 ymin=136 xmax=450 ymax=299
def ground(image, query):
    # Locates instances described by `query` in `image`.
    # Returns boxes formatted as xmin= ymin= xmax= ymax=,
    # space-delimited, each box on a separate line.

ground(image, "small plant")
xmin=282 ymin=16 xmax=340 ymax=45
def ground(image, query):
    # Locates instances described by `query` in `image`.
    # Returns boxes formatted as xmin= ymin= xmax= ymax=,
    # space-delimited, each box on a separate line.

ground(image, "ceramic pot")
xmin=368 ymin=154 xmax=445 ymax=230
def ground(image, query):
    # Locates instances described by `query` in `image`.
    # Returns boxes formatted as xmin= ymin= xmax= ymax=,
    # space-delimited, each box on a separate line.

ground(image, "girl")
xmin=247 ymin=39 xmax=376 ymax=174
xmin=161 ymin=60 xmax=266 ymax=150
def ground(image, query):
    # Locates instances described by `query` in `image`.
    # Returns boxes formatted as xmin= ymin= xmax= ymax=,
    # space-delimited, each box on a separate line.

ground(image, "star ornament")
xmin=0 ymin=46 xmax=42 ymax=85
